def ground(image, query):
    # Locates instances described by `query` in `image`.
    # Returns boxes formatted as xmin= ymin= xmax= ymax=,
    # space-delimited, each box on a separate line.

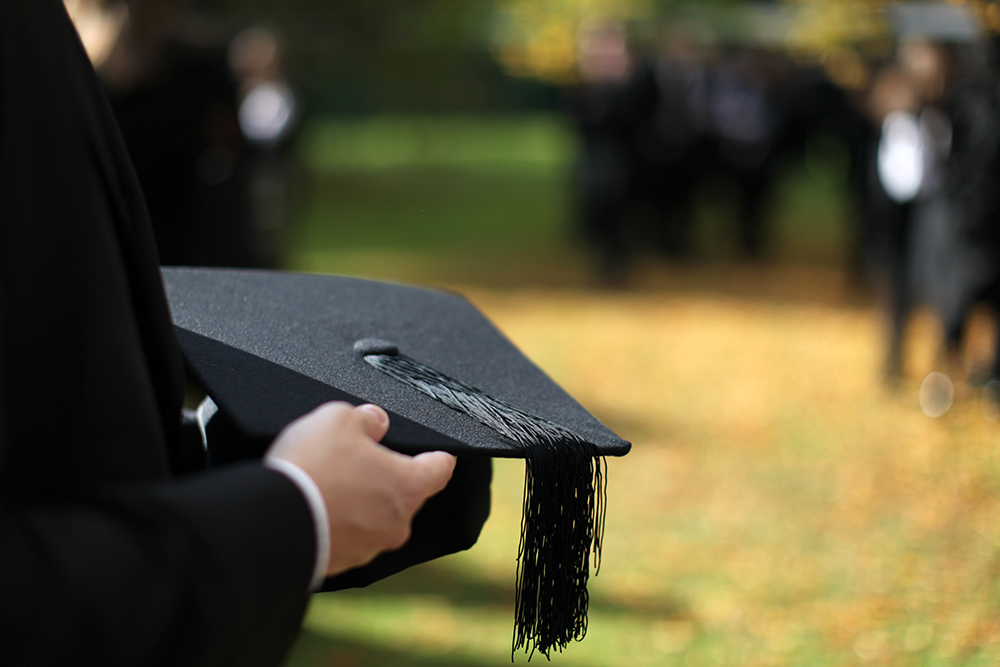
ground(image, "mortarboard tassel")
xmin=363 ymin=351 xmax=607 ymax=660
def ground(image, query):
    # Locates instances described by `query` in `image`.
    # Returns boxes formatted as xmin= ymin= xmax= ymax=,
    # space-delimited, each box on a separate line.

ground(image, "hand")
xmin=265 ymin=402 xmax=456 ymax=576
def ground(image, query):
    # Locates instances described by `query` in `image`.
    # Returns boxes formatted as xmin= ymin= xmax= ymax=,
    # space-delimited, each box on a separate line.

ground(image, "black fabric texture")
xmin=178 ymin=328 xmax=469 ymax=460
xmin=162 ymin=267 xmax=631 ymax=458
xmin=0 ymin=2 xmax=315 ymax=665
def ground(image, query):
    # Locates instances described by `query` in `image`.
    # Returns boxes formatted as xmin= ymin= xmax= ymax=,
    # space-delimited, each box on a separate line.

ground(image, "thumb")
xmin=410 ymin=451 xmax=457 ymax=497
xmin=355 ymin=403 xmax=390 ymax=441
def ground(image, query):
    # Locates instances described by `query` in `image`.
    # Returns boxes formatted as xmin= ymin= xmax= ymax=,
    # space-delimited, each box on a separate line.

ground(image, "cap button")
xmin=354 ymin=338 xmax=399 ymax=357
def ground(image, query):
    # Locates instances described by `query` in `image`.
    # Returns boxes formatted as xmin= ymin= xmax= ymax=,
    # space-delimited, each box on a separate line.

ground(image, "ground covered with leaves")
xmin=283 ymin=263 xmax=1000 ymax=667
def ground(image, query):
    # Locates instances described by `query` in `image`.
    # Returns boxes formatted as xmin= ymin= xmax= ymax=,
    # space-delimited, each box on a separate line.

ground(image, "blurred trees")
xmin=184 ymin=0 xmax=989 ymax=113
xmin=191 ymin=0 xmax=558 ymax=112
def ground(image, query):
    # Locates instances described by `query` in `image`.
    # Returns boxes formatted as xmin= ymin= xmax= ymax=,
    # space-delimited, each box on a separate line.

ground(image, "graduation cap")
xmin=162 ymin=267 xmax=630 ymax=659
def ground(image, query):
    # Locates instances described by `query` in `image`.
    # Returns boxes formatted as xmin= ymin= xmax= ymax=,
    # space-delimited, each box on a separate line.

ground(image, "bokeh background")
xmin=68 ymin=0 xmax=1000 ymax=663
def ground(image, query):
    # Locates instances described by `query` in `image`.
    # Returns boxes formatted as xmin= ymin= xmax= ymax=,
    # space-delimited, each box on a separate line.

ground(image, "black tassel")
xmin=515 ymin=439 xmax=606 ymax=659
xmin=364 ymin=352 xmax=607 ymax=660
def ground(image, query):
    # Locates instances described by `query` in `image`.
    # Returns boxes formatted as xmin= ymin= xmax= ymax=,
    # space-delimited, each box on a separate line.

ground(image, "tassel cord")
xmin=365 ymin=353 xmax=607 ymax=660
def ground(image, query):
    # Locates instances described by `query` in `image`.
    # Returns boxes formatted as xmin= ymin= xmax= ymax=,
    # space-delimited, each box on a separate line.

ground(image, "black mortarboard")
xmin=162 ymin=267 xmax=630 ymax=659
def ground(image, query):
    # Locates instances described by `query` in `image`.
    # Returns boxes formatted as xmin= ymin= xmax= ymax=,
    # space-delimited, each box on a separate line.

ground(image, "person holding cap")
xmin=0 ymin=1 xmax=456 ymax=665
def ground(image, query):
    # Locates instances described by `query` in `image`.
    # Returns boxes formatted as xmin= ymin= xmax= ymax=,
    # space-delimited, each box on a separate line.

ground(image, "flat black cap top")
xmin=162 ymin=267 xmax=630 ymax=459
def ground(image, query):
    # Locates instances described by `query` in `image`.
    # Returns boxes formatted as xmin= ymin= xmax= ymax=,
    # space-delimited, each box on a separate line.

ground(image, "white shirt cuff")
xmin=264 ymin=457 xmax=330 ymax=593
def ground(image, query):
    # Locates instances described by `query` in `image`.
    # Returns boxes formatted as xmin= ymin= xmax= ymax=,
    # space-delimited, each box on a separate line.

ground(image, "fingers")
xmin=355 ymin=403 xmax=390 ymax=442
xmin=410 ymin=451 xmax=457 ymax=497
xmin=312 ymin=403 xmax=454 ymax=503
xmin=265 ymin=399 xmax=459 ymax=576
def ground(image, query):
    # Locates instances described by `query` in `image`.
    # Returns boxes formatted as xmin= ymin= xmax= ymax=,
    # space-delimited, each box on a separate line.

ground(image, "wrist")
xmin=264 ymin=457 xmax=330 ymax=591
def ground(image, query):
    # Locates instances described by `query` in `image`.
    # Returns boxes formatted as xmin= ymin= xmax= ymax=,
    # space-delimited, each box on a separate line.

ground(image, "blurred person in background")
xmin=891 ymin=39 xmax=964 ymax=379
xmin=936 ymin=34 xmax=1000 ymax=388
xmin=65 ymin=0 xmax=298 ymax=268
xmin=708 ymin=46 xmax=785 ymax=260
xmin=867 ymin=28 xmax=1000 ymax=391
xmin=631 ymin=24 xmax=713 ymax=259
xmin=566 ymin=19 xmax=724 ymax=283
xmin=565 ymin=16 xmax=869 ymax=282
xmin=228 ymin=26 xmax=300 ymax=268
xmin=563 ymin=19 xmax=640 ymax=285
xmin=865 ymin=55 xmax=925 ymax=381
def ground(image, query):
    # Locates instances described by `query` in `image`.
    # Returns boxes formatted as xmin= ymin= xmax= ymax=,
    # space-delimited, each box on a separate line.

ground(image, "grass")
xmin=287 ymin=113 xmax=853 ymax=284
xmin=281 ymin=115 xmax=1000 ymax=666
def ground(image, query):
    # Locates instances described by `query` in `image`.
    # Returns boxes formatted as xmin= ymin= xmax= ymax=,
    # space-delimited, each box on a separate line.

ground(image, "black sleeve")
xmin=0 ymin=465 xmax=316 ymax=667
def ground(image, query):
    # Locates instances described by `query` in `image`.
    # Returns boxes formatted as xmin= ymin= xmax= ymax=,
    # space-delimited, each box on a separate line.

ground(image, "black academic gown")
xmin=0 ymin=2 xmax=316 ymax=665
